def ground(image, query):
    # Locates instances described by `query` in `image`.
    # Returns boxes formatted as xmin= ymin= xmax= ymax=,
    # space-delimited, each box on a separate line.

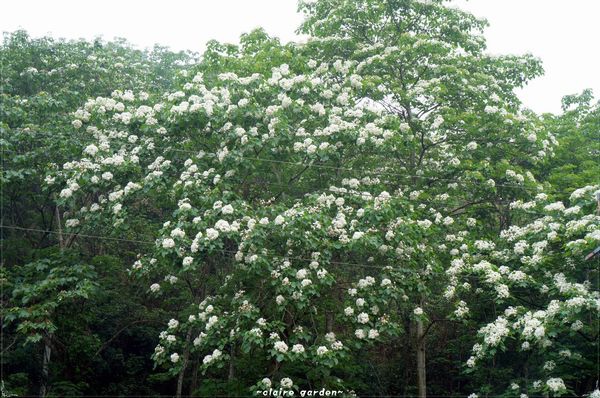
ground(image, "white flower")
xmin=274 ymin=215 xmax=285 ymax=225
xmin=179 ymin=202 xmax=191 ymax=211
xmin=60 ymin=188 xmax=73 ymax=198
xmin=202 ymin=349 xmax=223 ymax=366
xmin=214 ymin=219 xmax=230 ymax=232
xmin=317 ymin=269 xmax=328 ymax=279
xmin=206 ymin=228 xmax=219 ymax=240
xmin=543 ymin=361 xmax=555 ymax=371
xmin=316 ymin=346 xmax=328 ymax=356
xmin=206 ymin=315 xmax=218 ymax=330
xmin=571 ymin=320 xmax=583 ymax=331
xmin=168 ymin=319 xmax=179 ymax=329
xmin=182 ymin=257 xmax=193 ymax=266
xmin=544 ymin=201 xmax=565 ymax=212
xmin=292 ymin=344 xmax=305 ymax=354
xmin=356 ymin=298 xmax=365 ymax=307
xmin=344 ymin=307 xmax=354 ymax=316
xmin=546 ymin=378 xmax=566 ymax=393
xmin=296 ymin=269 xmax=308 ymax=279
xmin=84 ymin=144 xmax=98 ymax=156
xmin=221 ymin=204 xmax=234 ymax=214
xmin=150 ymin=283 xmax=160 ymax=292
xmin=368 ymin=329 xmax=379 ymax=339
xmin=162 ymin=238 xmax=175 ymax=249
xmin=355 ymin=329 xmax=366 ymax=339
xmin=280 ymin=377 xmax=293 ymax=389
xmin=101 ymin=172 xmax=113 ymax=181
xmin=484 ymin=105 xmax=498 ymax=114
xmin=331 ymin=340 xmax=344 ymax=351
xmin=65 ymin=219 xmax=80 ymax=228
xmin=357 ymin=312 xmax=369 ymax=324
xmin=170 ymin=228 xmax=185 ymax=238
xmin=274 ymin=341 xmax=289 ymax=353
xmin=276 ymin=295 xmax=285 ymax=305
xmin=352 ymin=231 xmax=365 ymax=240
xmin=417 ymin=220 xmax=432 ymax=229
xmin=170 ymin=353 xmax=179 ymax=363
xmin=414 ymin=307 xmax=424 ymax=316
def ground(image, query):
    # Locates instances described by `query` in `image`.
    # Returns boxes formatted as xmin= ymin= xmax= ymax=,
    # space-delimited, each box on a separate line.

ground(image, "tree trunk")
xmin=54 ymin=204 xmax=64 ymax=250
xmin=40 ymin=204 xmax=63 ymax=397
xmin=325 ymin=311 xmax=334 ymax=333
xmin=228 ymin=345 xmax=235 ymax=381
xmin=189 ymin=359 xmax=199 ymax=397
xmin=176 ymin=328 xmax=193 ymax=398
xmin=416 ymin=318 xmax=426 ymax=398
xmin=39 ymin=333 xmax=52 ymax=397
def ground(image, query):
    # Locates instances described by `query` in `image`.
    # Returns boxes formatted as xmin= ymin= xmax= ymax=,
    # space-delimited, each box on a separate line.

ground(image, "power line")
xmin=2 ymin=225 xmax=156 ymax=245
xmin=0 ymin=225 xmax=420 ymax=272
xmin=4 ymin=139 xmax=552 ymax=193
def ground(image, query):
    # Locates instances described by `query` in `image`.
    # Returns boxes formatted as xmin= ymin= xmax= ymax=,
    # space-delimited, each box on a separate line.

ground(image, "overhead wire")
xmin=0 ymin=225 xmax=421 ymax=272
xmin=4 ymin=135 xmax=556 ymax=193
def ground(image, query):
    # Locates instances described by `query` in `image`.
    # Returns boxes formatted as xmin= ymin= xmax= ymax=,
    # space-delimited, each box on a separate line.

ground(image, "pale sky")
xmin=2 ymin=0 xmax=599 ymax=114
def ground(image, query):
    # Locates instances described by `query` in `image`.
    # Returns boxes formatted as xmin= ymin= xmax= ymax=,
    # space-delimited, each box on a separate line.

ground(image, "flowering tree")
xmin=1 ymin=31 xmax=194 ymax=397
xmin=4 ymin=1 xmax=598 ymax=397
xmin=46 ymin=2 xmax=589 ymax=391
xmin=448 ymin=186 xmax=600 ymax=396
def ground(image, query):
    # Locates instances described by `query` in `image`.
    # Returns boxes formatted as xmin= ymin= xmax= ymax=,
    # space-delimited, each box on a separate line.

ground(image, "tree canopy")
xmin=1 ymin=1 xmax=599 ymax=397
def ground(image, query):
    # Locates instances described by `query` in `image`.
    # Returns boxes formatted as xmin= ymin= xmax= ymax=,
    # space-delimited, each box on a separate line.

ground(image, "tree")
xmin=3 ymin=1 xmax=599 ymax=396
xmin=449 ymin=186 xmax=599 ymax=396
xmin=50 ymin=2 xmax=570 ymax=391
xmin=537 ymin=89 xmax=600 ymax=201
xmin=1 ymin=31 xmax=194 ymax=397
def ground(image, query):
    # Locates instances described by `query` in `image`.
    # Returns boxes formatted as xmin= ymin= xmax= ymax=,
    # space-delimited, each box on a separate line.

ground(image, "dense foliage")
xmin=1 ymin=1 xmax=599 ymax=397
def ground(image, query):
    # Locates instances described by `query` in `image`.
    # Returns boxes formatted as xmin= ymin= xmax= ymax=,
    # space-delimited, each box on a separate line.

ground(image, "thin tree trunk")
xmin=416 ymin=318 xmax=426 ymax=398
xmin=176 ymin=328 xmax=193 ymax=398
xmin=39 ymin=333 xmax=52 ymax=397
xmin=228 ymin=344 xmax=235 ymax=381
xmin=54 ymin=203 xmax=64 ymax=250
xmin=189 ymin=359 xmax=199 ymax=397
xmin=40 ymin=204 xmax=64 ymax=397
xmin=325 ymin=311 xmax=334 ymax=333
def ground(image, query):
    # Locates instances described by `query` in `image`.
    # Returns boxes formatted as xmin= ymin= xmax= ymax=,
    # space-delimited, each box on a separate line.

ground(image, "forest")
xmin=1 ymin=0 xmax=599 ymax=397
